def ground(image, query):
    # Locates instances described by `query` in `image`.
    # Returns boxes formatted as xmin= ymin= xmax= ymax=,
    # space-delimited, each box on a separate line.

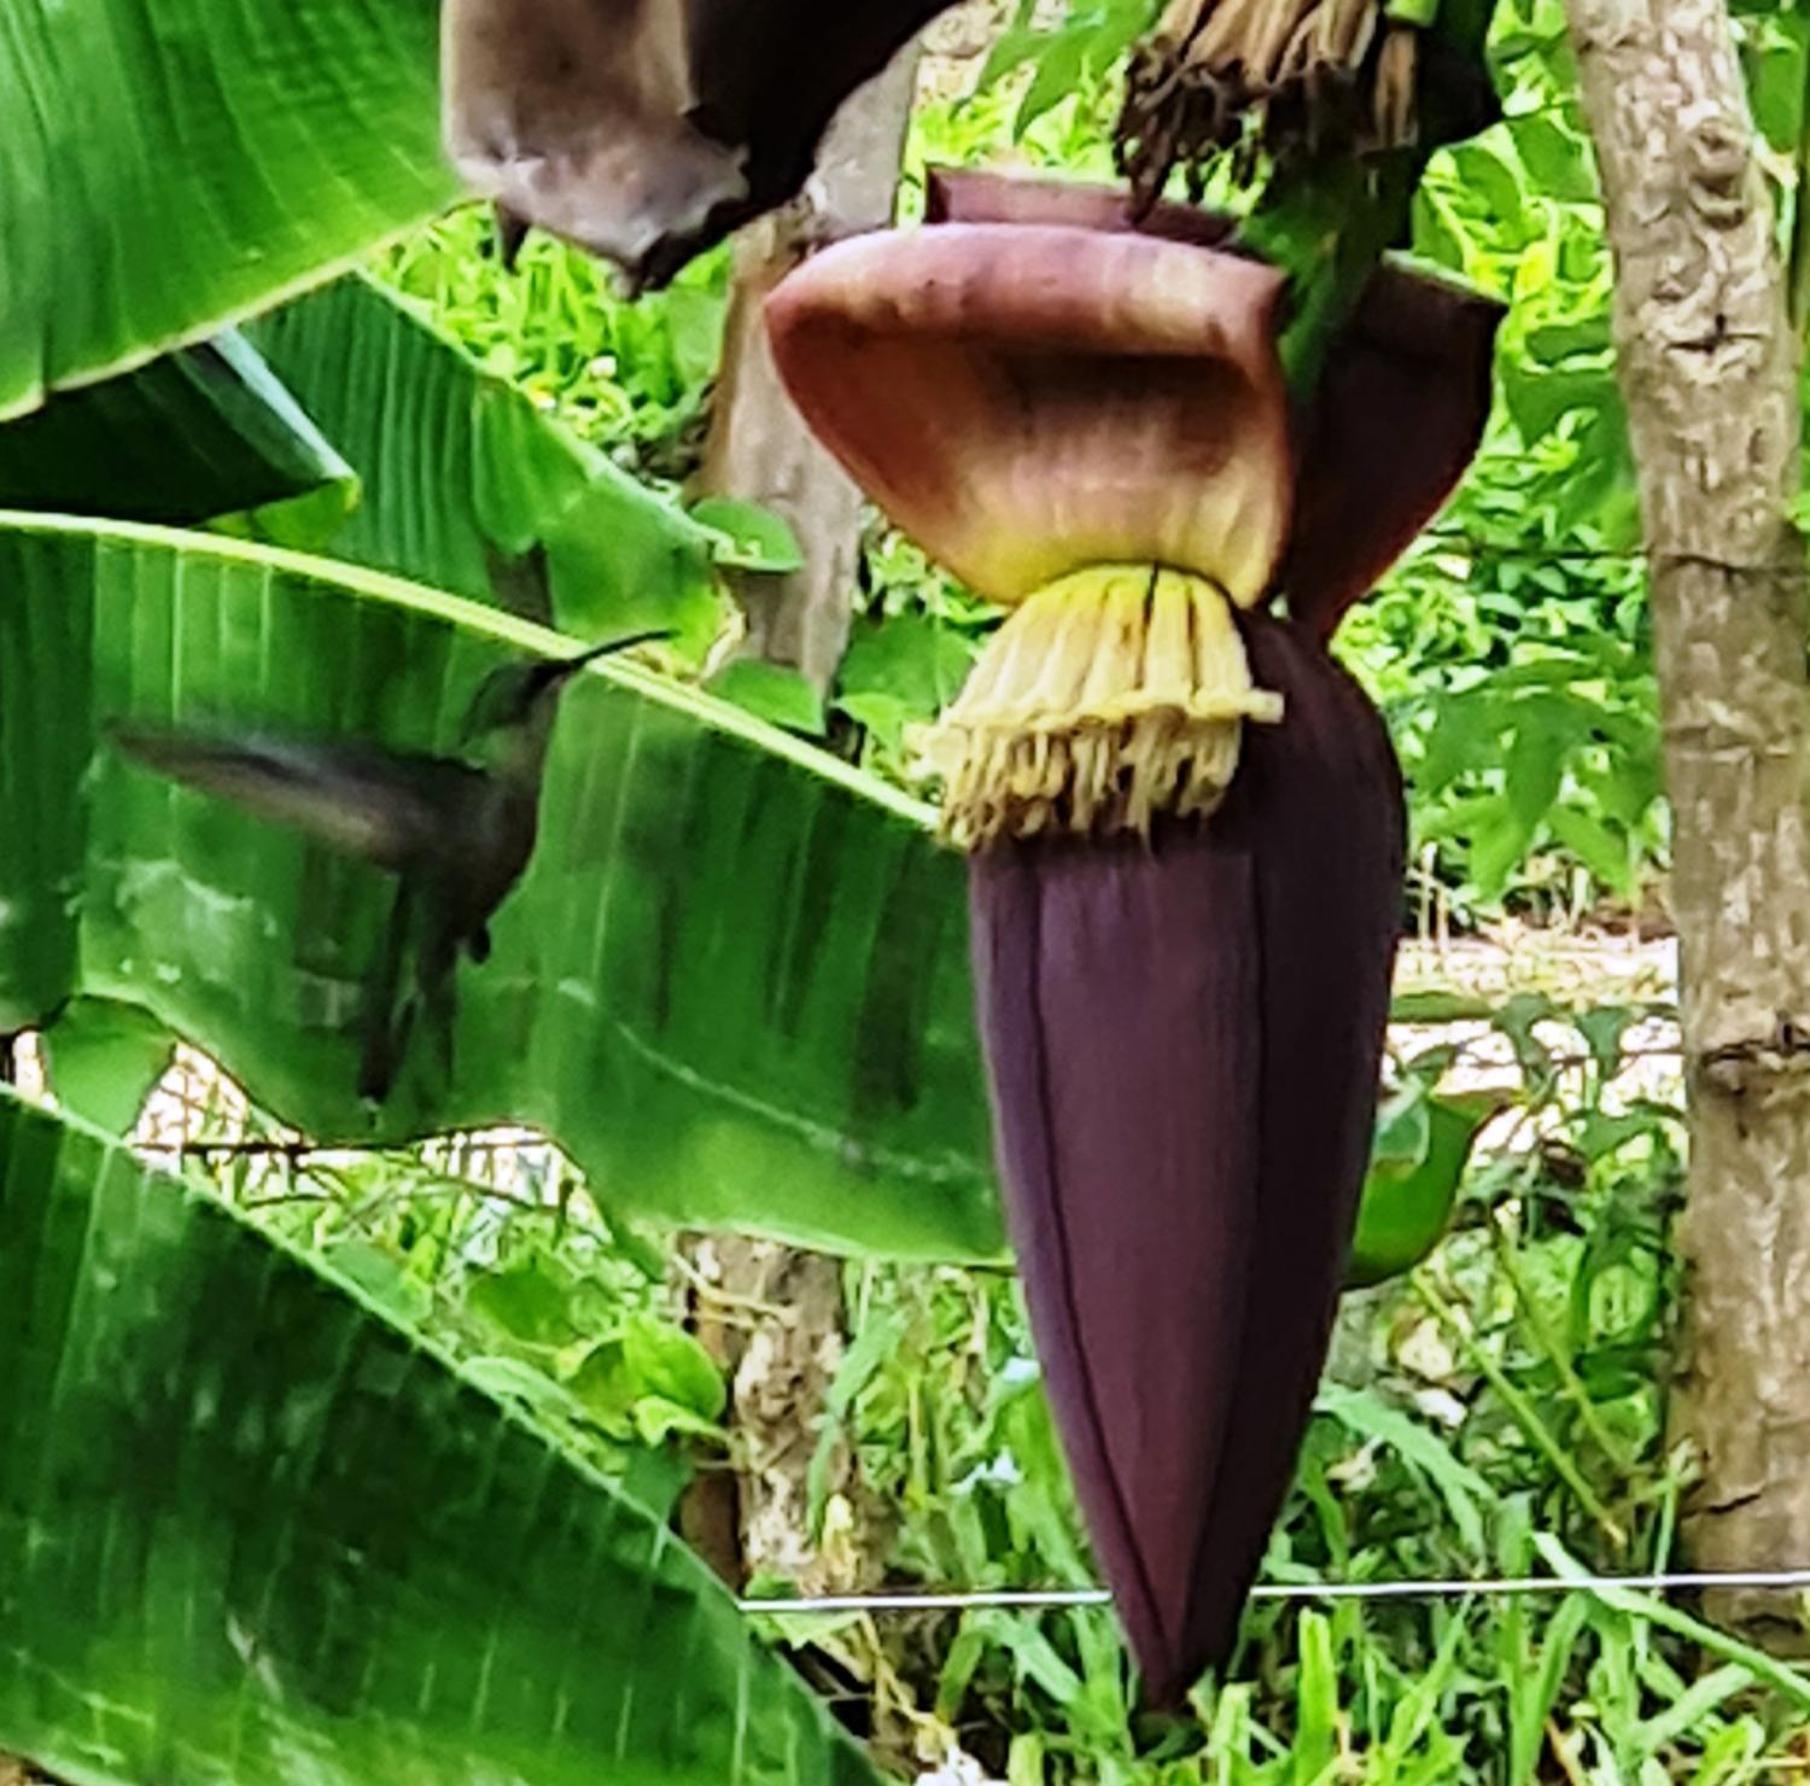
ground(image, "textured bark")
xmin=696 ymin=46 xmax=920 ymax=689
xmin=680 ymin=1237 xmax=892 ymax=1596
xmin=675 ymin=51 xmax=922 ymax=1597
xmin=1565 ymin=0 xmax=1810 ymax=1634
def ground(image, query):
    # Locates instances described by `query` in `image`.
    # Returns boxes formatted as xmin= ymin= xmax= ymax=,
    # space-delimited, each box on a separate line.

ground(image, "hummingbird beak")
xmin=538 ymin=628 xmax=676 ymax=696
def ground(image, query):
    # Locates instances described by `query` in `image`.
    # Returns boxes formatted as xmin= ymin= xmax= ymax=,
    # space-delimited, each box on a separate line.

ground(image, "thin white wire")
xmin=736 ymin=1568 xmax=1810 ymax=1617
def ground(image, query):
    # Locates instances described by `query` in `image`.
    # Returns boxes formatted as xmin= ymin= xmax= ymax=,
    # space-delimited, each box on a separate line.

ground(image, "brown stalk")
xmin=1117 ymin=0 xmax=1419 ymax=205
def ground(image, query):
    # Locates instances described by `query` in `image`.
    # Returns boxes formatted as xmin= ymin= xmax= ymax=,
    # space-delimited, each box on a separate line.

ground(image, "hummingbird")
xmin=111 ymin=629 xmax=669 ymax=1103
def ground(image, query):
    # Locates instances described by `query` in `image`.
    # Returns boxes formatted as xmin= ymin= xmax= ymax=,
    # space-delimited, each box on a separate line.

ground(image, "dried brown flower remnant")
xmin=441 ymin=0 xmax=952 ymax=288
xmin=1116 ymin=0 xmax=1425 ymax=208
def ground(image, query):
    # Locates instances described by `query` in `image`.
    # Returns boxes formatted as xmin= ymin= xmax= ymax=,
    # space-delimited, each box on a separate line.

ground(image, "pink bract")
xmin=766 ymin=169 xmax=1503 ymax=633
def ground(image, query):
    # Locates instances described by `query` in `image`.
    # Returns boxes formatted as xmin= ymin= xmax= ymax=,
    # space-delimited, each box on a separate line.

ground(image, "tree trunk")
xmin=677 ymin=45 xmax=922 ymax=1600
xmin=1565 ymin=0 xmax=1810 ymax=1635
xmin=696 ymin=46 xmax=922 ymax=689
xmin=678 ymin=1236 xmax=894 ymax=1598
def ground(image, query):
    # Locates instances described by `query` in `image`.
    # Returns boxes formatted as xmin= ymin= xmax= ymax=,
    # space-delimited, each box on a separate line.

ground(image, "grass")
xmin=113 ymin=928 xmax=1810 ymax=1783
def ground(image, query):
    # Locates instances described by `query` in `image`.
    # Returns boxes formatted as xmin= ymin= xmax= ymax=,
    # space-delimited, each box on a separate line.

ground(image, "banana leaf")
xmin=0 ymin=331 xmax=355 ymax=528
xmin=0 ymin=1088 xmax=882 ymax=1785
xmin=0 ymin=512 xmax=1003 ymax=1262
xmin=1347 ymin=1091 xmax=1494 ymax=1288
xmin=38 ymin=996 xmax=176 ymax=1134
xmin=245 ymin=276 xmax=724 ymax=656
xmin=0 ymin=0 xmax=449 ymax=421
xmin=0 ymin=511 xmax=1471 ymax=1274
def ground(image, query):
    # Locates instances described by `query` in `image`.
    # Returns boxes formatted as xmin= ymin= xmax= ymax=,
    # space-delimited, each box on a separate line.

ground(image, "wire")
xmin=736 ymin=1567 xmax=1810 ymax=1617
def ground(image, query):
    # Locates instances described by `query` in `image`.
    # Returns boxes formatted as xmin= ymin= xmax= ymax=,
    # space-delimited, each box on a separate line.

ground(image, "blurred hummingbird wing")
xmin=110 ymin=725 xmax=484 ymax=871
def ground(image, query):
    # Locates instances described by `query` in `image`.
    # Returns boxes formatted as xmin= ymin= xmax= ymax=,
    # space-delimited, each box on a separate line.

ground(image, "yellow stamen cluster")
xmin=915 ymin=565 xmax=1282 ymax=849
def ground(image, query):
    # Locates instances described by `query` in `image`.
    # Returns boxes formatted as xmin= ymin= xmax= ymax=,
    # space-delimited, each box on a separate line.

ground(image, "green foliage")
xmin=0 ymin=331 xmax=355 ymax=528
xmin=245 ymin=273 xmax=727 ymax=659
xmin=374 ymin=210 xmax=731 ymax=483
xmin=0 ymin=0 xmax=448 ymax=418
xmin=1349 ymin=1080 xmax=1497 ymax=1289
xmin=0 ymin=514 xmax=999 ymax=1263
xmin=707 ymin=659 xmax=831 ymax=735
xmin=39 ymin=997 xmax=176 ymax=1134
xmin=0 ymin=1090 xmax=881 ymax=1785
xmin=833 ymin=535 xmax=994 ymax=776
xmin=1340 ymin=0 xmax=1665 ymax=920
xmin=202 ymin=1109 xmax=708 ymax=1496
xmin=974 ymin=0 xmax=1162 ymax=140
xmin=691 ymin=498 xmax=808 ymax=573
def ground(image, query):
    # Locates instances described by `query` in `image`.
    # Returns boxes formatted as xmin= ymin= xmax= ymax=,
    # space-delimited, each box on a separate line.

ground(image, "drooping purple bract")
xmin=971 ymin=617 xmax=1404 ymax=1702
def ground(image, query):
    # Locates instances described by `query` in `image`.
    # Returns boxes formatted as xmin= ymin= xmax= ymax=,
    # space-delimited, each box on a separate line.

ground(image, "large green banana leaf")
xmin=0 ymin=512 xmax=1003 ymax=1262
xmin=0 ymin=330 xmax=355 ymax=527
xmin=0 ymin=0 xmax=450 ymax=421
xmin=245 ymin=276 xmax=726 ymax=656
xmin=0 ymin=511 xmax=1477 ymax=1272
xmin=0 ymin=1089 xmax=882 ymax=1785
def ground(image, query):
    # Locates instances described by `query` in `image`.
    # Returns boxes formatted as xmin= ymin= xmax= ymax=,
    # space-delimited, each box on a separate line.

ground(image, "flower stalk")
xmin=765 ymin=171 xmax=1500 ymax=1702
